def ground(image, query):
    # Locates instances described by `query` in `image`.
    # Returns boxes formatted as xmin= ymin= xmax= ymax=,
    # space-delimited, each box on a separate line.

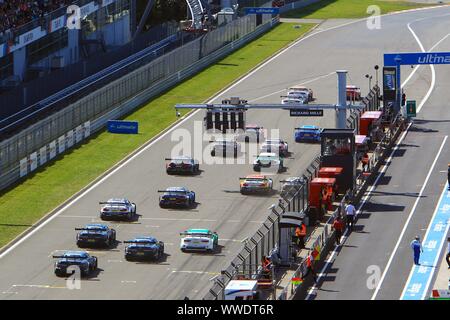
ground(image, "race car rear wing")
xmin=157 ymin=190 xmax=189 ymax=193
xmin=52 ymin=255 xmax=86 ymax=259
xmin=75 ymin=227 xmax=106 ymax=231
xmin=123 ymin=240 xmax=156 ymax=244
xmin=180 ymin=232 xmax=215 ymax=238
xmin=99 ymin=202 xmax=129 ymax=205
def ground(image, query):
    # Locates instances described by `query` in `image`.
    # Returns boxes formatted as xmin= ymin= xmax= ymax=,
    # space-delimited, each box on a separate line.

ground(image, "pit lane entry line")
xmin=400 ymin=180 xmax=450 ymax=300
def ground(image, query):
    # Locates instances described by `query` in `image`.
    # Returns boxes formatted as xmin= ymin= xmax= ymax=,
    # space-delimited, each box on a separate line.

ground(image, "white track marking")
xmin=1 ymin=5 xmax=449 ymax=259
xmin=371 ymin=136 xmax=447 ymax=299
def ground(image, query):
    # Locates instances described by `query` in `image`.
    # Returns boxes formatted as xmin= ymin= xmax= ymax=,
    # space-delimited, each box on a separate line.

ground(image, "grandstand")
xmin=0 ymin=0 xmax=252 ymax=136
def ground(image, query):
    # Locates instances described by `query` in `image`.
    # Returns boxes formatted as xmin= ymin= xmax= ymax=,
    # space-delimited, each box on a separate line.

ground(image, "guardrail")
xmin=0 ymin=14 xmax=277 ymax=192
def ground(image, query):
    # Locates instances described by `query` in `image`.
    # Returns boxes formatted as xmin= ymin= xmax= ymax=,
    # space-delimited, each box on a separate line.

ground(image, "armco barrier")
xmin=0 ymin=14 xmax=278 ymax=192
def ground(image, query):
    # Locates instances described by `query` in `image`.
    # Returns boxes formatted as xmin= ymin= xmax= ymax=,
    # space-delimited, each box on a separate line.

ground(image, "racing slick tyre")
xmin=211 ymin=149 xmax=216 ymax=157
xmin=194 ymin=164 xmax=200 ymax=173
xmin=245 ymin=136 xmax=249 ymax=143
xmin=234 ymin=148 xmax=237 ymax=158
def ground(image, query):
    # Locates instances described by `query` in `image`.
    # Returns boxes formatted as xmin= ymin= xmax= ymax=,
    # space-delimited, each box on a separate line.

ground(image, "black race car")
xmin=124 ymin=236 xmax=164 ymax=261
xmin=53 ymin=251 xmax=98 ymax=277
xmin=75 ymin=224 xmax=116 ymax=248
xmin=165 ymin=156 xmax=199 ymax=175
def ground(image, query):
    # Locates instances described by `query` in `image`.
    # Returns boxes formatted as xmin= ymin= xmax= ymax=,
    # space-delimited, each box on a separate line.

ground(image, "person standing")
xmin=345 ymin=201 xmax=356 ymax=232
xmin=332 ymin=216 xmax=345 ymax=245
xmin=447 ymin=164 xmax=450 ymax=190
xmin=410 ymin=236 xmax=424 ymax=266
xmin=303 ymin=250 xmax=317 ymax=283
xmin=295 ymin=222 xmax=307 ymax=249
xmin=446 ymin=237 xmax=450 ymax=269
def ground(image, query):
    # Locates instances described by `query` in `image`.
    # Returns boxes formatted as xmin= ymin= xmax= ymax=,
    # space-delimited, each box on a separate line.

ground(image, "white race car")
xmin=288 ymin=85 xmax=314 ymax=101
xmin=260 ymin=139 xmax=289 ymax=157
xmin=180 ymin=229 xmax=219 ymax=253
xmin=253 ymin=152 xmax=284 ymax=173
xmin=210 ymin=139 xmax=239 ymax=157
xmin=99 ymin=198 xmax=136 ymax=221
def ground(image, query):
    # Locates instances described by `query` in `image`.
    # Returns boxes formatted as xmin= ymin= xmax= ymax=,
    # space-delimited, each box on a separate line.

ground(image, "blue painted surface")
xmin=107 ymin=120 xmax=138 ymax=134
xmin=245 ymin=7 xmax=280 ymax=15
xmin=401 ymin=184 xmax=450 ymax=300
xmin=384 ymin=52 xmax=450 ymax=66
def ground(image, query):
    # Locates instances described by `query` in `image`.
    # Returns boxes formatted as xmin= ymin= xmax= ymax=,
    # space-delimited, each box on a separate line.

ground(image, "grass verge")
xmin=0 ymin=22 xmax=316 ymax=248
xmin=281 ymin=0 xmax=438 ymax=19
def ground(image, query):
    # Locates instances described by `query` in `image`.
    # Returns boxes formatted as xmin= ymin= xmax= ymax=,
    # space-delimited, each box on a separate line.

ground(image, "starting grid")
xmin=401 ymin=183 xmax=450 ymax=300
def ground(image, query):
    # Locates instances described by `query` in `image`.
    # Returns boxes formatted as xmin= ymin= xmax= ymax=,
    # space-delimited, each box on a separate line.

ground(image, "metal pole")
xmin=394 ymin=57 xmax=402 ymax=114
xmin=336 ymin=70 xmax=347 ymax=129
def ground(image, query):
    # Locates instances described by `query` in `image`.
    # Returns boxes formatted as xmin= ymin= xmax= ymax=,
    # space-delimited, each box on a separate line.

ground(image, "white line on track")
xmin=371 ymin=136 xmax=448 ymax=300
xmin=1 ymin=4 xmax=449 ymax=260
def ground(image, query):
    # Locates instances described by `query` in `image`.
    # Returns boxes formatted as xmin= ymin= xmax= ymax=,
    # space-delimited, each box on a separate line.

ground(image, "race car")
xmin=281 ymin=91 xmax=309 ymax=104
xmin=288 ymin=85 xmax=314 ymax=102
xmin=158 ymin=187 xmax=196 ymax=208
xmin=124 ymin=236 xmax=164 ymax=261
xmin=281 ymin=98 xmax=306 ymax=105
xmin=280 ymin=176 xmax=306 ymax=198
xmin=99 ymin=198 xmax=136 ymax=221
xmin=346 ymin=85 xmax=361 ymax=101
xmin=294 ymin=125 xmax=322 ymax=143
xmin=260 ymin=139 xmax=289 ymax=157
xmin=210 ymin=139 xmax=239 ymax=157
xmin=236 ymin=124 xmax=265 ymax=143
xmin=272 ymin=0 xmax=285 ymax=7
xmin=180 ymin=229 xmax=219 ymax=253
xmin=165 ymin=156 xmax=199 ymax=175
xmin=253 ymin=152 xmax=284 ymax=173
xmin=75 ymin=224 xmax=116 ymax=248
xmin=53 ymin=251 xmax=98 ymax=277
xmin=239 ymin=175 xmax=273 ymax=195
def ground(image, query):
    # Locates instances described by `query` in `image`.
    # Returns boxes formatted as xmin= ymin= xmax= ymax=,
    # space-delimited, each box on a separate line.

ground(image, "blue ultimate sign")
xmin=384 ymin=52 xmax=450 ymax=66
xmin=107 ymin=120 xmax=139 ymax=134
xmin=245 ymin=7 xmax=280 ymax=15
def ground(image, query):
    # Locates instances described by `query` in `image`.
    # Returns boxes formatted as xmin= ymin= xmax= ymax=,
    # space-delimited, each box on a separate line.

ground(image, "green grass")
xmin=281 ymin=0 xmax=437 ymax=19
xmin=0 ymin=22 xmax=316 ymax=248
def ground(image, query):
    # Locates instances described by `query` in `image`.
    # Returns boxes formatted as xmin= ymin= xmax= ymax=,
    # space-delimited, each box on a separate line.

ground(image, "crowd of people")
xmin=0 ymin=0 xmax=73 ymax=36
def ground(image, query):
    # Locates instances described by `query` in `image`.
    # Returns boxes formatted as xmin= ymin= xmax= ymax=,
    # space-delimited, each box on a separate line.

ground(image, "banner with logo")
xmin=107 ymin=120 xmax=139 ymax=134
xmin=80 ymin=1 xmax=98 ymax=17
xmin=49 ymin=15 xmax=66 ymax=32
xmin=75 ymin=125 xmax=83 ymax=143
xmin=40 ymin=146 xmax=47 ymax=166
xmin=84 ymin=121 xmax=91 ymax=138
xmin=19 ymin=158 xmax=28 ymax=177
xmin=66 ymin=130 xmax=74 ymax=148
xmin=49 ymin=141 xmax=56 ymax=160
xmin=58 ymin=135 xmax=66 ymax=154
xmin=29 ymin=152 xmax=37 ymax=172
xmin=9 ymin=27 xmax=46 ymax=52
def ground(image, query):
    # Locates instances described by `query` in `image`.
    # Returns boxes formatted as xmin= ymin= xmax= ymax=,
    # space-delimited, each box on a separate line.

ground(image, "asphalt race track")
xmin=1 ymin=5 xmax=450 ymax=300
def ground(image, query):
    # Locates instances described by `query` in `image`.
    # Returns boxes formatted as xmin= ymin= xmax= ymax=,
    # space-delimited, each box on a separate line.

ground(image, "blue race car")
xmin=158 ymin=187 xmax=196 ymax=208
xmin=124 ymin=236 xmax=164 ymax=261
xmin=53 ymin=251 xmax=98 ymax=277
xmin=75 ymin=224 xmax=116 ymax=248
xmin=294 ymin=125 xmax=322 ymax=143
